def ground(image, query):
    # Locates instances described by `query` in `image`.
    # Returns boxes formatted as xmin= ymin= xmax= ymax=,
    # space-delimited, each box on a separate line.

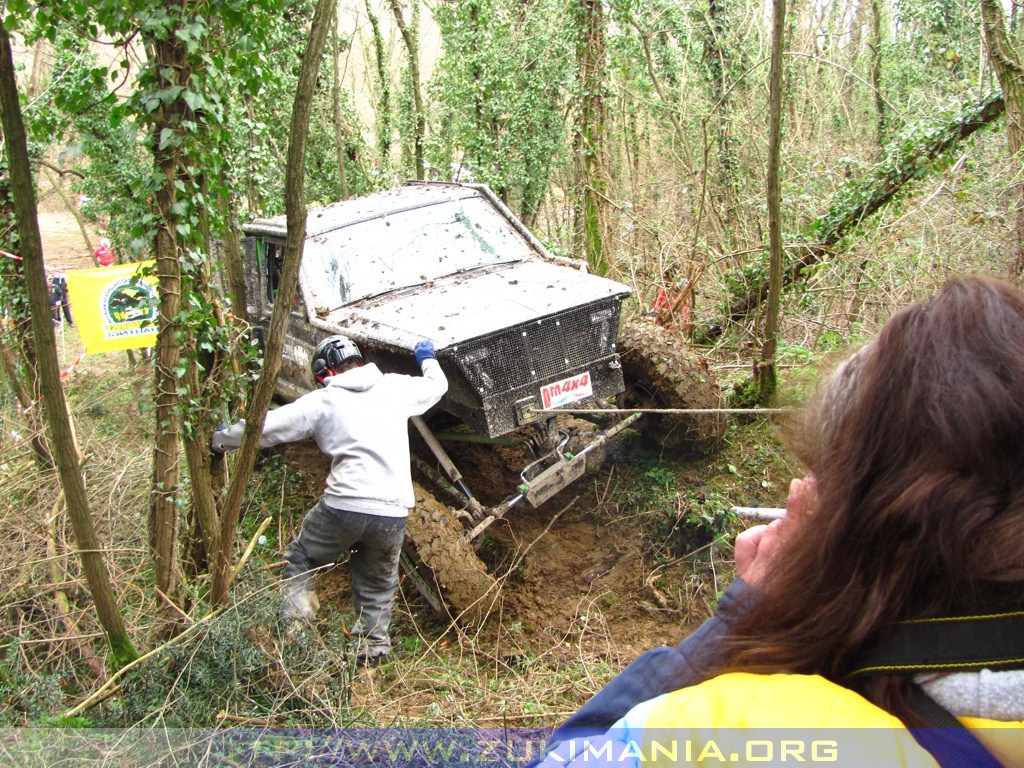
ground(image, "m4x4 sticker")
xmin=541 ymin=372 xmax=592 ymax=409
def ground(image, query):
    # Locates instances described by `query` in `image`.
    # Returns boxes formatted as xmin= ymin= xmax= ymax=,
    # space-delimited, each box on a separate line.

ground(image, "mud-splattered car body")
xmin=240 ymin=181 xmax=723 ymax=616
xmin=242 ymin=181 xmax=631 ymax=474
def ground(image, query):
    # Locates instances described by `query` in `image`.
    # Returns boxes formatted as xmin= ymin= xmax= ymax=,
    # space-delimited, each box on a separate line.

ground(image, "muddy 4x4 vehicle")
xmin=241 ymin=182 xmax=722 ymax=617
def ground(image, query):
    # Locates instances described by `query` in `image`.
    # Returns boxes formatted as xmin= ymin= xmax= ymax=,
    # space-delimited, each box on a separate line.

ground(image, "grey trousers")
xmin=283 ymin=499 xmax=406 ymax=655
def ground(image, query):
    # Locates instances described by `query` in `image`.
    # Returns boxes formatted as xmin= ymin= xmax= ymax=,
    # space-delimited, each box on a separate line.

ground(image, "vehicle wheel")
xmin=403 ymin=483 xmax=498 ymax=622
xmin=618 ymin=322 xmax=725 ymax=456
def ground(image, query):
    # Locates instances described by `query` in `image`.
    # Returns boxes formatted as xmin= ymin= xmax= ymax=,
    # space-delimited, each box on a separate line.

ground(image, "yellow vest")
xmin=606 ymin=673 xmax=1022 ymax=767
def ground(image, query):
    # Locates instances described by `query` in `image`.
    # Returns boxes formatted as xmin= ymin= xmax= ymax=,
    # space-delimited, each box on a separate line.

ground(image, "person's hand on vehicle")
xmin=735 ymin=476 xmax=816 ymax=589
xmin=414 ymin=340 xmax=436 ymax=366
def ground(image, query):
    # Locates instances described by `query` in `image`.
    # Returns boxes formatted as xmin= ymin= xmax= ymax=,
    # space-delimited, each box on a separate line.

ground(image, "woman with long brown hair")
xmin=539 ymin=275 xmax=1024 ymax=767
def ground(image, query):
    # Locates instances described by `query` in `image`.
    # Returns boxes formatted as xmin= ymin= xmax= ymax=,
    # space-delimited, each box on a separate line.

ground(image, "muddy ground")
xmin=280 ymin=436 xmax=729 ymax=668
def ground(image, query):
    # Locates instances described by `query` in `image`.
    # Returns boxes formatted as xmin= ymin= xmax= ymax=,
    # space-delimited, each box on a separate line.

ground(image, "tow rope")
xmin=530 ymin=406 xmax=793 ymax=416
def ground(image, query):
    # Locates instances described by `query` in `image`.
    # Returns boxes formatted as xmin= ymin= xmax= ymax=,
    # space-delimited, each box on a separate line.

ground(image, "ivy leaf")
xmin=158 ymin=85 xmax=185 ymax=105
xmin=183 ymin=89 xmax=206 ymax=112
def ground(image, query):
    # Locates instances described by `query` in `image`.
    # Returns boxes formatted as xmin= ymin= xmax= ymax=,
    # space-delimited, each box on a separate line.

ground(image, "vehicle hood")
xmin=317 ymin=260 xmax=630 ymax=350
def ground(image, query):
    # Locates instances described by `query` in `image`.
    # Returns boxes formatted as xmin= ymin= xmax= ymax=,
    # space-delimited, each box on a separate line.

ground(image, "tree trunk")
xmin=219 ymin=193 xmax=249 ymax=326
xmin=211 ymin=0 xmax=338 ymax=605
xmin=870 ymin=0 xmax=885 ymax=154
xmin=331 ymin=22 xmax=350 ymax=199
xmin=27 ymin=38 xmax=47 ymax=101
xmin=0 ymin=175 xmax=51 ymax=464
xmin=757 ymin=0 xmax=787 ymax=398
xmin=387 ymin=0 xmax=425 ymax=179
xmin=0 ymin=342 xmax=51 ymax=463
xmin=42 ymin=166 xmax=95 ymax=258
xmin=147 ymin=28 xmax=190 ymax=639
xmin=981 ymin=0 xmax=1024 ymax=277
xmin=574 ymin=0 xmax=611 ymax=275
xmin=704 ymin=0 xmax=737 ymax=242
xmin=364 ymin=0 xmax=392 ymax=167
xmin=180 ymin=173 xmax=226 ymax=585
xmin=0 ymin=25 xmax=137 ymax=666
xmin=0 ymin=345 xmax=32 ymax=413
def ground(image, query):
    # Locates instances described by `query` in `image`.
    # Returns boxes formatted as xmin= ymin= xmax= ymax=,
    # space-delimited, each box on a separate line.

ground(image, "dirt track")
xmin=37 ymin=194 xmax=105 ymax=271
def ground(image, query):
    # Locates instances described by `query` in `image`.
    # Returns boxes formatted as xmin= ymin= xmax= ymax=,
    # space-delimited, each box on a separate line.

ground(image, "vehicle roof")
xmin=244 ymin=184 xmax=480 ymax=239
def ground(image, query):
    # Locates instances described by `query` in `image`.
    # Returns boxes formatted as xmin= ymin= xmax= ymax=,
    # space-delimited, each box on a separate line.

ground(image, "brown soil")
xmin=276 ymin=435 xmax=722 ymax=668
xmin=484 ymin=492 xmax=716 ymax=662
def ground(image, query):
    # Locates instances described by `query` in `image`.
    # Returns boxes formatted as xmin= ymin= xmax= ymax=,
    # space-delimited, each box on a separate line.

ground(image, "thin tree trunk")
xmin=42 ymin=167 xmax=96 ymax=260
xmin=27 ymin=38 xmax=47 ymax=101
xmin=180 ymin=174 xmax=224 ymax=585
xmin=703 ymin=0 xmax=736 ymax=241
xmin=387 ymin=0 xmax=425 ymax=179
xmin=364 ymin=0 xmax=392 ymax=166
xmin=147 ymin=28 xmax=190 ymax=639
xmin=331 ymin=22 xmax=350 ymax=199
xmin=220 ymin=193 xmax=249 ymax=325
xmin=0 ymin=179 xmax=50 ymax=463
xmin=981 ymin=0 xmax=1024 ymax=277
xmin=211 ymin=0 xmax=338 ymax=605
xmin=1 ymin=344 xmax=32 ymax=412
xmin=1 ymin=343 xmax=51 ymax=462
xmin=842 ymin=0 xmax=865 ymax=117
xmin=0 ymin=25 xmax=137 ymax=666
xmin=574 ymin=0 xmax=611 ymax=275
xmin=757 ymin=0 xmax=787 ymax=398
xmin=870 ymin=0 xmax=885 ymax=154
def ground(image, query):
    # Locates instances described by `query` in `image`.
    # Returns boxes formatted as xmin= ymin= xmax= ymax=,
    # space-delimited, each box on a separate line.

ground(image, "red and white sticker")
xmin=541 ymin=371 xmax=593 ymax=409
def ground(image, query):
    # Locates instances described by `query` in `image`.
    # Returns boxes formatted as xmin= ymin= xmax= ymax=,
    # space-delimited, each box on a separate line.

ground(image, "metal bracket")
xmin=515 ymin=396 xmax=540 ymax=426
xmin=523 ymin=451 xmax=587 ymax=507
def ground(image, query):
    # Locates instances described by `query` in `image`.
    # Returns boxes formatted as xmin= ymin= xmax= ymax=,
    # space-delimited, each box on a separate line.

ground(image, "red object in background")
xmin=651 ymin=281 xmax=693 ymax=331
xmin=93 ymin=238 xmax=115 ymax=267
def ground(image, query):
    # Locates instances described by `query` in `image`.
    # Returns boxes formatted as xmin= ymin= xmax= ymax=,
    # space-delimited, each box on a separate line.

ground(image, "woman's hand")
xmin=735 ymin=476 xmax=816 ymax=588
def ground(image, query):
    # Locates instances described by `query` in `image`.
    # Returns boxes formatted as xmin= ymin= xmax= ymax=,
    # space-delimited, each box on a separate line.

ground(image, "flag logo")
xmin=104 ymin=279 xmax=157 ymax=326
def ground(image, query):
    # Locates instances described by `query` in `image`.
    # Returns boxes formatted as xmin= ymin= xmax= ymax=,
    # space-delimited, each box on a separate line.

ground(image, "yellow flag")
xmin=66 ymin=261 xmax=159 ymax=353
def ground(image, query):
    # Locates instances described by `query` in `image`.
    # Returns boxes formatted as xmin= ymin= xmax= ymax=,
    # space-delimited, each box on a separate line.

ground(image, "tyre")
xmin=403 ymin=483 xmax=498 ymax=622
xmin=618 ymin=322 xmax=725 ymax=456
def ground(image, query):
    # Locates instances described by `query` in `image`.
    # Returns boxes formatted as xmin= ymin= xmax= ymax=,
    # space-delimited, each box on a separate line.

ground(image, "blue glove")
xmin=414 ymin=340 xmax=436 ymax=366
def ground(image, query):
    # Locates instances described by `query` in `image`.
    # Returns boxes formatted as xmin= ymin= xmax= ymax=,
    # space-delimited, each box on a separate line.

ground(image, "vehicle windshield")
xmin=300 ymin=197 xmax=532 ymax=310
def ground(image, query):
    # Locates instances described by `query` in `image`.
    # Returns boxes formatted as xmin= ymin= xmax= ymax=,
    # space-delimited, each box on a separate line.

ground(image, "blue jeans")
xmin=283 ymin=499 xmax=406 ymax=656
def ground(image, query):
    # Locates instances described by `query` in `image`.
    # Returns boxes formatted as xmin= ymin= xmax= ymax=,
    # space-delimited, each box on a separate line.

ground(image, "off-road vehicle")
xmin=241 ymin=181 xmax=722 ymax=617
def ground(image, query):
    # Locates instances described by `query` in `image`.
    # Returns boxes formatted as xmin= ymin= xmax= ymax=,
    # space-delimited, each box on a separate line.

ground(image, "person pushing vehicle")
xmin=212 ymin=335 xmax=447 ymax=664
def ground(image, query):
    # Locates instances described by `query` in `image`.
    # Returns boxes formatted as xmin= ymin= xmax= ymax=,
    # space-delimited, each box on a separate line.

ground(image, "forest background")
xmin=1 ymin=0 xmax=1023 ymax=745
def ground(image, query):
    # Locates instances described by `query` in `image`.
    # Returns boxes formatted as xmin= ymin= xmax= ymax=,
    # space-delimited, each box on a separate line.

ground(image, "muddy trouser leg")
xmin=347 ymin=514 xmax=407 ymax=658
xmin=281 ymin=500 xmax=364 ymax=620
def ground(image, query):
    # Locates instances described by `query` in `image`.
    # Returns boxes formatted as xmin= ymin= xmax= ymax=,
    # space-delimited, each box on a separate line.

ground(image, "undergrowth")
xmin=0 ymin=322 xmax=815 ymax=738
xmin=95 ymin=576 xmax=360 ymax=728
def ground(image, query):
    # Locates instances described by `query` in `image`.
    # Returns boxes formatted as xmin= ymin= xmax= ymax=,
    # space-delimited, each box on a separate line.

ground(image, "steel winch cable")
xmin=529 ymin=406 xmax=795 ymax=416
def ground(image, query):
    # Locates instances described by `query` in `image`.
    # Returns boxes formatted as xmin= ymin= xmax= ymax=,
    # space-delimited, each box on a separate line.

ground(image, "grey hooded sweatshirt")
xmin=212 ymin=359 xmax=447 ymax=516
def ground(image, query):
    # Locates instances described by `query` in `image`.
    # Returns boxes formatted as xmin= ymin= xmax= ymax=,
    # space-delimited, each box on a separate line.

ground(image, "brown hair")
xmin=711 ymin=275 xmax=1024 ymax=723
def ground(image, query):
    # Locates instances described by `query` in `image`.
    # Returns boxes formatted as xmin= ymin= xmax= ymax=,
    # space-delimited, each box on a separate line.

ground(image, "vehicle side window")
xmin=263 ymin=240 xmax=305 ymax=316
xmin=265 ymin=241 xmax=284 ymax=304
